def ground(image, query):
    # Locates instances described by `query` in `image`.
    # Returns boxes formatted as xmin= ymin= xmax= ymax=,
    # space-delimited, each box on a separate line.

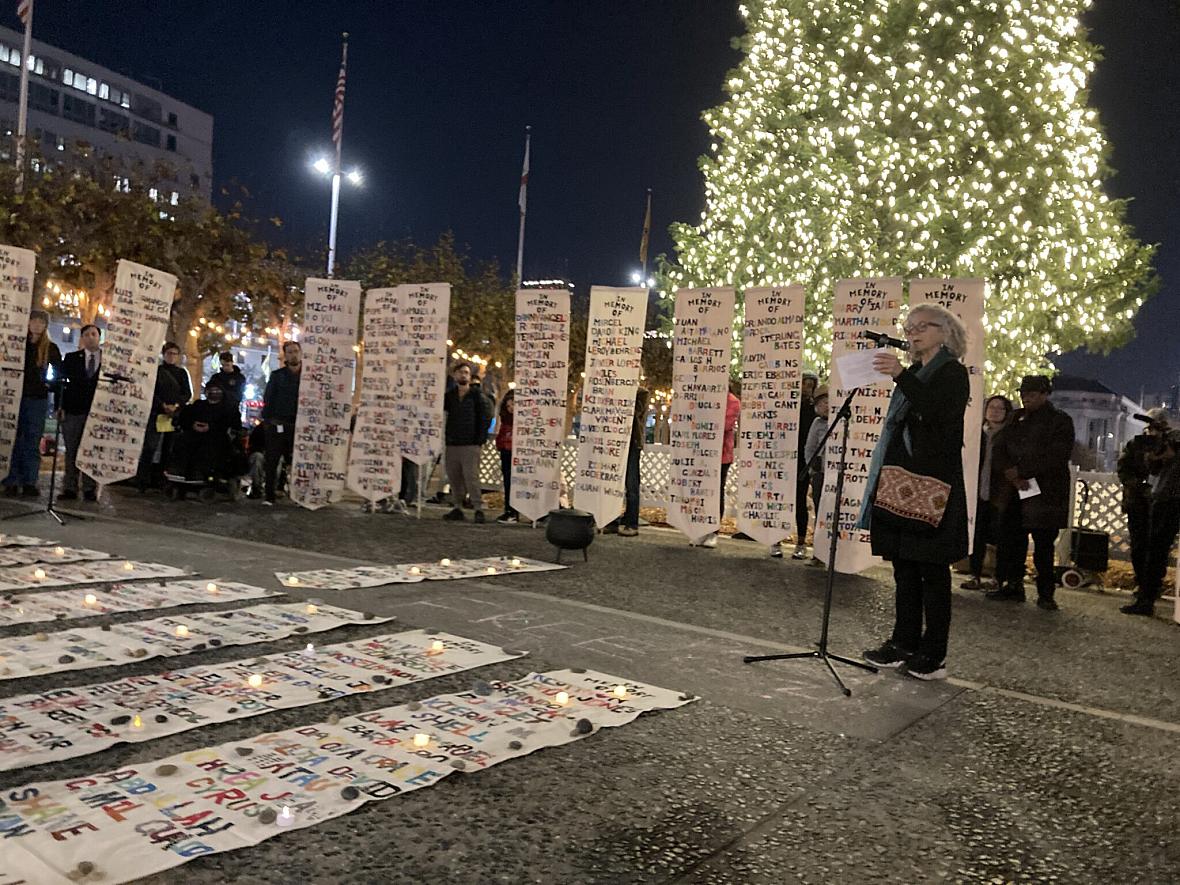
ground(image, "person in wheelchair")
xmin=168 ymin=384 xmax=244 ymax=484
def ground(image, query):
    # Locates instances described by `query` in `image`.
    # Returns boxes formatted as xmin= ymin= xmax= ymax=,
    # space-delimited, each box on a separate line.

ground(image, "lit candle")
xmin=440 ymin=558 xmax=451 ymax=566
xmin=305 ymin=603 xmax=319 ymax=615
xmin=553 ymin=691 xmax=570 ymax=707
xmin=122 ymin=561 xmax=134 ymax=571
xmin=206 ymin=582 xmax=219 ymax=593
xmin=247 ymin=674 xmax=263 ymax=688
xmin=485 ymin=566 xmax=497 ymax=575
xmin=287 ymin=576 xmax=300 ymax=586
xmin=612 ymin=685 xmax=628 ymax=700
xmin=303 ymin=642 xmax=315 ymax=656
xmin=33 ymin=567 xmax=46 ymax=579
xmin=510 ymin=558 xmax=522 ymax=568
xmin=429 ymin=639 xmax=445 ymax=655
xmin=54 ymin=546 xmax=66 ymax=556
xmin=174 ymin=625 xmax=189 ymax=638
xmin=130 ymin=714 xmax=144 ymax=732
xmin=412 ymin=733 xmax=431 ymax=748
xmin=276 ymin=805 xmax=295 ymax=827
xmin=409 ymin=566 xmax=421 ymax=575
xmin=83 ymin=593 xmax=98 ymax=607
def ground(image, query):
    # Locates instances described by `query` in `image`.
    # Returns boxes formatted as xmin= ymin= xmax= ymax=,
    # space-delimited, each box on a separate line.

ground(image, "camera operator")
xmin=1116 ymin=408 xmax=1170 ymax=591
xmin=1122 ymin=414 xmax=1180 ymax=616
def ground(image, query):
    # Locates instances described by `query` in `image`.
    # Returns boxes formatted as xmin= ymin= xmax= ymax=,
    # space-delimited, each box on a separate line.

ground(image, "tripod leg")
xmin=821 ymin=654 xmax=852 ymax=697
xmin=827 ymin=652 xmax=879 ymax=674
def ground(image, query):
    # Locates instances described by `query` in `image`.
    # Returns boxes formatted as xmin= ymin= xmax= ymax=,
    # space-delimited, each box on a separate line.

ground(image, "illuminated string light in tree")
xmin=666 ymin=0 xmax=1157 ymax=391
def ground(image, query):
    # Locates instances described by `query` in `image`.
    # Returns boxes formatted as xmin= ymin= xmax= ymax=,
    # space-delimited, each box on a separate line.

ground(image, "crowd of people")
xmin=3 ymin=308 xmax=1177 ymax=681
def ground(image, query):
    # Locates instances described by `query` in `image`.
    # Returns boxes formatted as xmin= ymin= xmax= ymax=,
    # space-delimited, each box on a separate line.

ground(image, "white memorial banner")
xmin=0 ymin=545 xmax=109 ymax=567
xmin=511 ymin=289 xmax=571 ymax=521
xmin=814 ymin=278 xmax=903 ymax=574
xmin=77 ymin=260 xmax=177 ymax=487
xmin=0 ymin=630 xmax=525 ymax=771
xmin=0 ymin=244 xmax=35 ymax=479
xmin=0 ymin=669 xmax=693 ymax=885
xmin=737 ymin=285 xmax=805 ymax=547
xmin=668 ymin=287 xmax=735 ymax=544
xmin=0 ymin=578 xmax=280 ymax=627
xmin=347 ymin=287 xmax=402 ymax=501
xmin=574 ymin=286 xmax=647 ymax=528
xmin=275 ymin=555 xmax=565 ymax=590
xmin=0 ymin=534 xmax=53 ymax=547
xmin=291 ymin=277 xmax=362 ymax=509
xmin=909 ymin=278 xmax=986 ymax=553
xmin=396 ymin=282 xmax=451 ymax=464
xmin=0 ymin=602 xmax=390 ymax=681
xmin=0 ymin=559 xmax=189 ymax=592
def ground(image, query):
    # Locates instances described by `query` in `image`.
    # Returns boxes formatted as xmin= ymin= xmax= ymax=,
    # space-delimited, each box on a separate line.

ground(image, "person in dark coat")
xmin=961 ymin=394 xmax=1014 ymax=589
xmin=207 ymin=351 xmax=246 ymax=419
xmin=169 ymin=384 xmax=236 ymax=480
xmin=56 ymin=323 xmax=103 ymax=501
xmin=2 ymin=309 xmax=62 ymax=497
xmin=135 ymin=342 xmax=188 ymax=491
xmin=859 ymin=303 xmax=970 ymax=681
xmin=441 ymin=361 xmax=493 ymax=523
xmin=1122 ymin=422 xmax=1180 ymax=616
xmin=1115 ymin=408 xmax=1169 ymax=593
xmin=260 ymin=341 xmax=302 ymax=505
xmin=987 ymin=375 xmax=1075 ymax=610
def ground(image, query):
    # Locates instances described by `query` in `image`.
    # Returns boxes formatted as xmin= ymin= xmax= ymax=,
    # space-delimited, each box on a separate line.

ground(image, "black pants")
xmin=263 ymin=423 xmax=295 ymax=502
xmin=499 ymin=448 xmax=516 ymax=515
xmin=795 ymin=475 xmax=810 ymax=543
xmin=1140 ymin=499 xmax=1180 ymax=604
xmin=891 ymin=558 xmax=952 ymax=663
xmin=968 ymin=499 xmax=995 ymax=577
xmin=1125 ymin=499 xmax=1151 ymax=589
xmin=995 ymin=498 xmax=1058 ymax=598
xmin=720 ymin=460 xmax=732 ymax=523
xmin=622 ymin=445 xmax=641 ymax=528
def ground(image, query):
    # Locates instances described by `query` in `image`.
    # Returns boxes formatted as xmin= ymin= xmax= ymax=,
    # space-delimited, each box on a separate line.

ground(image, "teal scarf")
xmin=855 ymin=346 xmax=956 ymax=530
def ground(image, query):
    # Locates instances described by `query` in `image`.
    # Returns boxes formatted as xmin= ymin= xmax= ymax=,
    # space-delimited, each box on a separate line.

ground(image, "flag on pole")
xmin=331 ymin=34 xmax=349 ymax=162
xmin=639 ymin=189 xmax=652 ymax=269
xmin=518 ymin=129 xmax=531 ymax=215
xmin=16 ymin=0 xmax=30 ymax=27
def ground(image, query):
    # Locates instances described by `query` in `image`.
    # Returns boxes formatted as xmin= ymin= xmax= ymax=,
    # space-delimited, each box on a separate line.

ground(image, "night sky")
xmin=18 ymin=1 xmax=1179 ymax=398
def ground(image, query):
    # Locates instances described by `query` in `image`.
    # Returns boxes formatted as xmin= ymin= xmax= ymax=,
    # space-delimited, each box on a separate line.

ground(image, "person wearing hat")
xmin=1116 ymin=407 xmax=1170 ymax=593
xmin=1122 ymin=410 xmax=1180 ymax=616
xmin=988 ymin=375 xmax=1075 ymax=610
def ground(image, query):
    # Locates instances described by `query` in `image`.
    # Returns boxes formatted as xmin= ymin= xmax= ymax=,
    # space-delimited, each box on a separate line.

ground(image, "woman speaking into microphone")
xmin=858 ymin=303 xmax=970 ymax=681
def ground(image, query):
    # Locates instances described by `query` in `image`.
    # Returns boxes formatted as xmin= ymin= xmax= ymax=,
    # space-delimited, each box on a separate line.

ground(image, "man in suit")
xmin=57 ymin=324 xmax=102 ymax=501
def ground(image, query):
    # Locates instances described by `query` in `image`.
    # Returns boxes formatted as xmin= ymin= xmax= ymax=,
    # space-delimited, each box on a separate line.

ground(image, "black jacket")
xmin=869 ymin=358 xmax=970 ymax=564
xmin=208 ymin=366 xmax=246 ymax=405
xmin=993 ymin=402 xmax=1075 ymax=531
xmin=261 ymin=366 xmax=301 ymax=423
xmin=20 ymin=338 xmax=62 ymax=402
xmin=149 ymin=365 xmax=184 ymax=421
xmin=444 ymin=383 xmax=493 ymax=446
xmin=59 ymin=349 xmax=101 ymax=415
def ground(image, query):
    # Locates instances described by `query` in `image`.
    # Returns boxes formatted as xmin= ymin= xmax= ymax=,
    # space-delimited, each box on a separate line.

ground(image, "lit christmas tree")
xmin=668 ymin=0 xmax=1157 ymax=390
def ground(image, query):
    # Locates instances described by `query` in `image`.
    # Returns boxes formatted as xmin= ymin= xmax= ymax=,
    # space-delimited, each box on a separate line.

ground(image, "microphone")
xmin=861 ymin=330 xmax=910 ymax=351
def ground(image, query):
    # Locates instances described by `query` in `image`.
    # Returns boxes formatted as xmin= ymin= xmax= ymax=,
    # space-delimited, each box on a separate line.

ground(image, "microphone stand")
xmin=743 ymin=386 xmax=879 ymax=696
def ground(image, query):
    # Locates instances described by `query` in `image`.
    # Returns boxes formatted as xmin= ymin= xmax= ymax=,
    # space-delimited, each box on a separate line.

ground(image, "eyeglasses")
xmin=902 ymin=321 xmax=941 ymax=335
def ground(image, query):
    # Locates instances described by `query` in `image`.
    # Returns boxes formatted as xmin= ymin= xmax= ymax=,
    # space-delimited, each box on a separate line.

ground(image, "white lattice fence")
xmin=1073 ymin=470 xmax=1130 ymax=561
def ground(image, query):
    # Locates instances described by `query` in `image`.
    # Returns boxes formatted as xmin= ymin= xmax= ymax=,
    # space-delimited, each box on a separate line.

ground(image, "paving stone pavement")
xmin=0 ymin=489 xmax=1177 ymax=883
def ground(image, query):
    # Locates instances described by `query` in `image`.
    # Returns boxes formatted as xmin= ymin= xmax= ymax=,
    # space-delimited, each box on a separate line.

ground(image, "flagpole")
xmin=640 ymin=188 xmax=653 ymax=278
xmin=14 ymin=0 xmax=33 ymax=194
xmin=515 ymin=126 xmax=531 ymax=283
xmin=327 ymin=32 xmax=349 ymax=277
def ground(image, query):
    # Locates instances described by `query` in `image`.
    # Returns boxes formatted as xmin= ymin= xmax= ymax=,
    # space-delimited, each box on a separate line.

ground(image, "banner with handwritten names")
xmin=0 ymin=630 xmax=525 ymax=772
xmin=573 ymin=287 xmax=647 ymax=528
xmin=814 ymin=278 xmax=903 ymax=574
xmin=0 ymin=244 xmax=35 ymax=479
xmin=668 ymin=287 xmax=735 ymax=544
xmin=909 ymin=278 xmax=986 ymax=553
xmin=0 ymin=602 xmax=390 ymax=681
xmin=737 ymin=285 xmax=805 ymax=547
xmin=0 ymin=578 xmax=280 ymax=627
xmin=510 ymin=289 xmax=571 ymax=521
xmin=290 ymin=278 xmax=361 ymax=509
xmin=347 ymin=287 xmax=402 ymax=501
xmin=0 ymin=544 xmax=109 ymax=567
xmin=0 ymin=558 xmax=189 ymax=592
xmin=77 ymin=260 xmax=177 ymax=487
xmin=274 ymin=555 xmax=565 ymax=590
xmin=395 ymin=283 xmax=451 ymax=465
xmin=0 ymin=669 xmax=693 ymax=885
xmin=0 ymin=533 xmax=52 ymax=547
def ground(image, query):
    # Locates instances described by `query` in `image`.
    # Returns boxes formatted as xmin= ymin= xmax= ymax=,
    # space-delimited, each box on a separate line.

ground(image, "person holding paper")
xmin=987 ymin=375 xmax=1074 ymax=610
xmin=859 ymin=304 xmax=970 ymax=681
xmin=259 ymin=341 xmax=302 ymax=505
xmin=2 ymin=309 xmax=62 ymax=498
xmin=136 ymin=342 xmax=190 ymax=492
xmin=56 ymin=323 xmax=103 ymax=501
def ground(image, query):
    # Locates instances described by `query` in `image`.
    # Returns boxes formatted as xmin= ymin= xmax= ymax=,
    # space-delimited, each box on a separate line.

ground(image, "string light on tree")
xmin=665 ymin=0 xmax=1156 ymax=392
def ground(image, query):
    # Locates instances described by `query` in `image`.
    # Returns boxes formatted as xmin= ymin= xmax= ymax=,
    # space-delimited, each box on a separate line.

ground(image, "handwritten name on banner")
xmin=511 ymin=289 xmax=571 ymax=521
xmin=737 ymin=285 xmax=805 ymax=547
xmin=396 ymin=283 xmax=450 ymax=465
xmin=814 ymin=277 xmax=902 ymax=574
xmin=0 ymin=578 xmax=280 ymax=628
xmin=347 ymin=287 xmax=402 ymax=502
xmin=0 ymin=630 xmax=525 ymax=771
xmin=909 ymin=278 xmax=985 ymax=554
xmin=0 ymin=558 xmax=189 ymax=592
xmin=77 ymin=260 xmax=177 ymax=486
xmin=0 ymin=670 xmax=693 ymax=885
xmin=274 ymin=556 xmax=565 ymax=590
xmin=668 ymin=287 xmax=735 ymax=544
xmin=290 ymin=278 xmax=361 ymax=510
xmin=0 ymin=545 xmax=110 ymax=567
xmin=574 ymin=287 xmax=647 ymax=528
xmin=0 ymin=602 xmax=391 ymax=681
xmin=0 ymin=244 xmax=35 ymax=479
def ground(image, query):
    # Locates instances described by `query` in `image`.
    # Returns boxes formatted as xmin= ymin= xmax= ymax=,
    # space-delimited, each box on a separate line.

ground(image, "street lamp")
xmin=309 ymin=156 xmax=363 ymax=276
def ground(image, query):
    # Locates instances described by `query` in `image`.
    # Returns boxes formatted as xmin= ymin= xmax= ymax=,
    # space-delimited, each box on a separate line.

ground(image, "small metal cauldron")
xmin=544 ymin=508 xmax=596 ymax=563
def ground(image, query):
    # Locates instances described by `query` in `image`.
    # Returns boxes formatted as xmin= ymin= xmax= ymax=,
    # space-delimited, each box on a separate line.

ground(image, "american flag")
xmin=16 ymin=0 xmax=31 ymax=27
xmin=331 ymin=38 xmax=348 ymax=157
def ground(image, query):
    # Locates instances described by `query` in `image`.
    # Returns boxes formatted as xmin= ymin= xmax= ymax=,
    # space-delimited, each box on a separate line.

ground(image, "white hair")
xmin=908 ymin=303 xmax=968 ymax=359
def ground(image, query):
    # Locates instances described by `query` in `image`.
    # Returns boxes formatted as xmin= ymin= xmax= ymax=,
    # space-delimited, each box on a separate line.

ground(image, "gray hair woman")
xmin=857 ymin=302 xmax=970 ymax=681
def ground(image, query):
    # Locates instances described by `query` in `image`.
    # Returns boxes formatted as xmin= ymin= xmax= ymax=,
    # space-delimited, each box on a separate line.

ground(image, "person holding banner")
xmin=859 ymin=304 xmax=970 ymax=681
xmin=2 ymin=309 xmax=62 ymax=498
xmin=442 ymin=361 xmax=493 ymax=523
xmin=56 ymin=323 xmax=103 ymax=501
